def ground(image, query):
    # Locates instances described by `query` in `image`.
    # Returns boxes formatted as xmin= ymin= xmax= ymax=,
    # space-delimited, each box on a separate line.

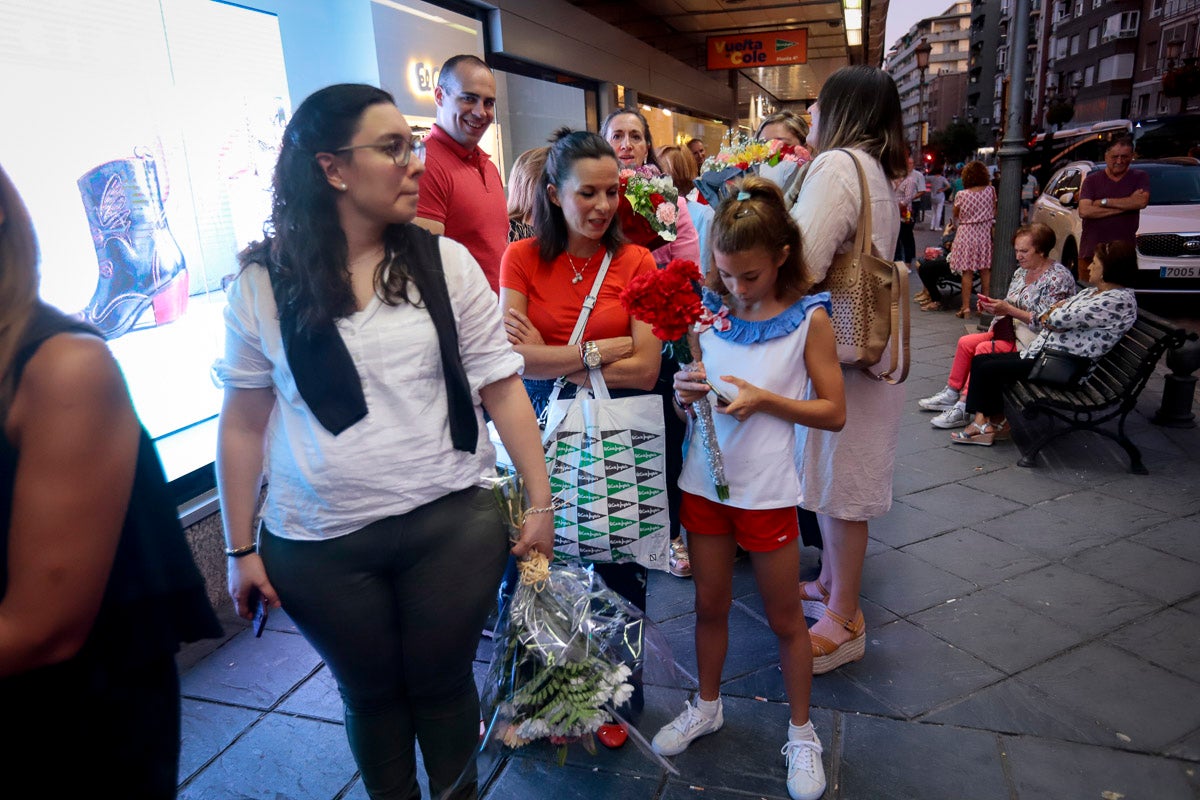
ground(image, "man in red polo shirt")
xmin=416 ymin=54 xmax=508 ymax=292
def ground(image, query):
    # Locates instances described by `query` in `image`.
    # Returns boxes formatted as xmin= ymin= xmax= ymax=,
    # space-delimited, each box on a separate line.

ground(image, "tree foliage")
xmin=927 ymin=122 xmax=982 ymax=164
xmin=1162 ymin=63 xmax=1200 ymax=101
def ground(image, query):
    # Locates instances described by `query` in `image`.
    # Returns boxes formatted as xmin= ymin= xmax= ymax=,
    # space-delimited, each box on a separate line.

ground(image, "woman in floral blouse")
xmin=950 ymin=240 xmax=1139 ymax=446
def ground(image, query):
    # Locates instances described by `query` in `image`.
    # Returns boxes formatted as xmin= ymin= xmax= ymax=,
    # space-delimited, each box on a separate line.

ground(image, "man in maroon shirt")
xmin=1078 ymin=136 xmax=1150 ymax=278
xmin=416 ymin=54 xmax=508 ymax=292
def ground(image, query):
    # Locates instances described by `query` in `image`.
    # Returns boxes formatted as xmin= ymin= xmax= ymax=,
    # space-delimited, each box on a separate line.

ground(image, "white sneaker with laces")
xmin=918 ymin=386 xmax=959 ymax=411
xmin=782 ymin=737 xmax=826 ymax=800
xmin=931 ymin=406 xmax=970 ymax=429
xmin=651 ymin=700 xmax=723 ymax=756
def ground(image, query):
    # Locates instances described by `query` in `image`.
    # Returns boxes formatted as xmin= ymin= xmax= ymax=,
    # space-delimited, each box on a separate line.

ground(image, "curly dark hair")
xmin=532 ymin=128 xmax=625 ymax=262
xmin=240 ymin=83 xmax=419 ymax=332
xmin=960 ymin=160 xmax=991 ymax=189
xmin=1093 ymin=240 xmax=1139 ymax=286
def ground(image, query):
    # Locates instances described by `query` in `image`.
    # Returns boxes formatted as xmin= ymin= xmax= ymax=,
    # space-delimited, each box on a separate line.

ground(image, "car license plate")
xmin=1159 ymin=266 xmax=1200 ymax=279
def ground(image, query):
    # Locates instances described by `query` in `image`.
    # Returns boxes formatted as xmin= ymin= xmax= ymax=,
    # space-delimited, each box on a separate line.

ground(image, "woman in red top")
xmin=500 ymin=129 xmax=660 ymax=413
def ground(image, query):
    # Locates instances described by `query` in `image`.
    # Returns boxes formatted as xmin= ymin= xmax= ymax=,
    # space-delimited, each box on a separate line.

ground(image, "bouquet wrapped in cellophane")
xmin=617 ymin=164 xmax=679 ymax=251
xmin=476 ymin=472 xmax=676 ymax=771
xmin=696 ymin=131 xmax=812 ymax=208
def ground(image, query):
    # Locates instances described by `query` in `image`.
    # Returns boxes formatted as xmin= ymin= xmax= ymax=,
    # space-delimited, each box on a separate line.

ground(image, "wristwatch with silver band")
xmin=582 ymin=340 xmax=602 ymax=369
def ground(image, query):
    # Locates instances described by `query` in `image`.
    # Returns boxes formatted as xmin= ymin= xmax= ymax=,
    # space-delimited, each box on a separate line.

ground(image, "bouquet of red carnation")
xmin=621 ymin=259 xmax=729 ymax=500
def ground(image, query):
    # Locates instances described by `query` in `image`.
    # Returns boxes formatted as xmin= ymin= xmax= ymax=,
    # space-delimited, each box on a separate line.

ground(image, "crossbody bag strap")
xmin=544 ymin=250 xmax=615 ymax=410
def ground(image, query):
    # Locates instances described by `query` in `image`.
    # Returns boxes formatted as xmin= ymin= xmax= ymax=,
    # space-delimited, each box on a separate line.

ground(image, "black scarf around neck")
xmin=272 ymin=225 xmax=478 ymax=452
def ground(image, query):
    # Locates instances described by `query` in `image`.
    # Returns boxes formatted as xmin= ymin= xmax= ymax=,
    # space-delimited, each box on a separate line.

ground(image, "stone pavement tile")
xmin=902 ymin=483 xmax=1025 ymax=528
xmin=180 ymin=629 xmax=323 ymax=709
xmin=1132 ymin=515 xmax=1200 ymax=565
xmin=903 ymin=359 xmax=949 ymax=381
xmin=958 ymin=466 xmax=1076 ymax=506
xmin=861 ymin=548 xmax=978 ymax=616
xmin=1065 ymin=539 xmax=1200 ymax=603
xmin=658 ymin=605 xmax=779 ymax=685
xmin=487 ymin=758 xmax=664 ymax=799
xmin=663 ymin=698 xmax=834 ymax=798
xmin=278 ymin=664 xmax=343 ymax=722
xmin=837 ymin=619 xmax=1003 ymax=717
xmin=901 ymin=528 xmax=1048 ymax=587
xmin=838 ymin=715 xmax=1010 ymax=800
xmin=1106 ymin=608 xmax=1200 ymax=684
xmin=897 ymin=447 xmax=1009 ymax=485
xmin=1099 ymin=473 xmax=1200 ymax=517
xmin=910 ymin=591 xmax=1083 ymax=674
xmin=863 ymin=534 xmax=892 ymax=558
xmin=891 ymin=463 xmax=953 ymax=497
xmin=924 ymin=677 xmax=1114 ymax=747
xmin=868 ymin=500 xmax=960 ymax=548
xmin=1167 ymin=728 xmax=1200 ymax=762
xmin=973 ymin=506 xmax=1126 ymax=560
xmin=648 ymin=568 xmax=698 ymax=623
xmin=1036 ymin=491 xmax=1166 ymax=534
xmin=993 ymin=565 xmax=1157 ymax=636
xmin=1018 ymin=431 xmax=1153 ymax=479
xmin=1181 ymin=595 xmax=1200 ymax=616
xmin=1019 ymin=643 xmax=1200 ymax=752
xmin=660 ymin=781 xmax=788 ymax=799
xmin=721 ymin=661 xmax=903 ymax=718
xmin=859 ymin=596 xmax=900 ymax=629
xmin=1003 ymin=735 xmax=1199 ymax=800
xmin=178 ymin=699 xmax=261 ymax=784
xmin=177 ymin=713 xmax=357 ymax=800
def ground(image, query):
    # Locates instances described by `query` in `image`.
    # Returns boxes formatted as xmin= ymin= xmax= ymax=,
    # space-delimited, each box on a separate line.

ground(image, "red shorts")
xmin=680 ymin=491 xmax=800 ymax=552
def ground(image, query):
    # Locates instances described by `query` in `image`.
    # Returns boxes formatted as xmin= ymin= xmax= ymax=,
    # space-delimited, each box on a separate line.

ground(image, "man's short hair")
xmin=437 ymin=54 xmax=491 ymax=91
xmin=1106 ymin=134 xmax=1135 ymax=153
xmin=686 ymin=138 xmax=703 ymax=148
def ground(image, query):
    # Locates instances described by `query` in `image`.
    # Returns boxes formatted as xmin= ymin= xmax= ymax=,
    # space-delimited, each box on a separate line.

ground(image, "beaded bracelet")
xmin=525 ymin=505 xmax=557 ymax=516
xmin=225 ymin=543 xmax=258 ymax=558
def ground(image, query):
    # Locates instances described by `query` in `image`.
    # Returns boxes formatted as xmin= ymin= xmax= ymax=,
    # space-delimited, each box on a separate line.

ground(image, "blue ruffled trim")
xmin=701 ymin=289 xmax=832 ymax=344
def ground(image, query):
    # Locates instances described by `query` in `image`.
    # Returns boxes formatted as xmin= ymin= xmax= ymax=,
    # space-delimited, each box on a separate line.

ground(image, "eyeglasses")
xmin=334 ymin=136 xmax=424 ymax=167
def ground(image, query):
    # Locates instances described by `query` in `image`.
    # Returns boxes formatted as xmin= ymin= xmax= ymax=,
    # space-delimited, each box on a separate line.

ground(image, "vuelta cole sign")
xmin=706 ymin=30 xmax=808 ymax=70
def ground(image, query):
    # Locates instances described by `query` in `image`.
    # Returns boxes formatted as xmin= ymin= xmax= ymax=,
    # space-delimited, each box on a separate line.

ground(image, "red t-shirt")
xmin=500 ymin=240 xmax=656 ymax=344
xmin=417 ymin=125 xmax=508 ymax=292
xmin=1079 ymin=167 xmax=1151 ymax=259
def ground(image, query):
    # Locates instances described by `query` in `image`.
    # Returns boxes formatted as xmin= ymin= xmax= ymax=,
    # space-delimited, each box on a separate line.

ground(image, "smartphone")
xmin=707 ymin=380 xmax=735 ymax=406
xmin=249 ymin=588 xmax=269 ymax=637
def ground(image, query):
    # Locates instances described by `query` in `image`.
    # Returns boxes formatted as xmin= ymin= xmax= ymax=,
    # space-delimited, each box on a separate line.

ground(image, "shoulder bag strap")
xmin=543 ymin=250 xmax=615 ymax=411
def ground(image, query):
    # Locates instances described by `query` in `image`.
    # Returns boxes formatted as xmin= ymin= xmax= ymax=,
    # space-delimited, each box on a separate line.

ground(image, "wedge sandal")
xmin=811 ymin=607 xmax=866 ymax=675
xmin=799 ymin=579 xmax=830 ymax=619
xmin=950 ymin=421 xmax=995 ymax=446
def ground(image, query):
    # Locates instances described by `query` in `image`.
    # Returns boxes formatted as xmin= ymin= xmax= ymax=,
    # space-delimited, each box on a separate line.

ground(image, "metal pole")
xmin=917 ymin=67 xmax=926 ymax=163
xmin=991 ymin=0 xmax=1031 ymax=296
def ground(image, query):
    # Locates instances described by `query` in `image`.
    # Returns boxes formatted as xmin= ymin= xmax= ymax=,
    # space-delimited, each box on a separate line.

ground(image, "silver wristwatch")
xmin=582 ymin=340 xmax=603 ymax=369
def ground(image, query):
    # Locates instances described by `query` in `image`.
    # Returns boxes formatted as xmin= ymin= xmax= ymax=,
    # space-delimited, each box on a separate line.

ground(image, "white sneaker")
xmin=931 ymin=406 xmax=970 ymax=429
xmin=783 ymin=738 xmax=826 ymax=800
xmin=918 ymin=386 xmax=959 ymax=411
xmin=651 ymin=700 xmax=723 ymax=756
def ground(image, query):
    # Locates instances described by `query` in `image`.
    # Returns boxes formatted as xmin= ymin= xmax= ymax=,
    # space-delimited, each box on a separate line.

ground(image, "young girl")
xmin=651 ymin=178 xmax=845 ymax=800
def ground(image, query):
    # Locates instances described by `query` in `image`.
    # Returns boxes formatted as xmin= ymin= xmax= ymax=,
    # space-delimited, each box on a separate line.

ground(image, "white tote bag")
xmin=539 ymin=369 xmax=670 ymax=571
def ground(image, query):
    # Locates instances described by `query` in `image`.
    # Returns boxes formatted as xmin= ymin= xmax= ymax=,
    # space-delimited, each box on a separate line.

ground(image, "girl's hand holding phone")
xmin=673 ymin=363 xmax=710 ymax=405
xmin=713 ymin=376 xmax=759 ymax=421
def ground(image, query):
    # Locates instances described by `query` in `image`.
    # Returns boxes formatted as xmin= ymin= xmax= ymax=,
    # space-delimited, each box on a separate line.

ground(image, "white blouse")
xmin=213 ymin=237 xmax=524 ymax=541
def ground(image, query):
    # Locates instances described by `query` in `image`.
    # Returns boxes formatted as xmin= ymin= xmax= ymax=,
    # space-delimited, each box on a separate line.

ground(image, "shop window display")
xmin=1 ymin=0 xmax=290 ymax=482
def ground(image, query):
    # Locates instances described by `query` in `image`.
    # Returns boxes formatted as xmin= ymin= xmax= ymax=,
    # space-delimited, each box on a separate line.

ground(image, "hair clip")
xmin=736 ymin=190 xmax=751 ymax=201
xmin=735 ymin=207 xmax=755 ymax=218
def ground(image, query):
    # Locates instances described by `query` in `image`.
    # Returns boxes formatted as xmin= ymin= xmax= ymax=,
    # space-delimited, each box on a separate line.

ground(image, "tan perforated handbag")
xmin=805 ymin=149 xmax=910 ymax=384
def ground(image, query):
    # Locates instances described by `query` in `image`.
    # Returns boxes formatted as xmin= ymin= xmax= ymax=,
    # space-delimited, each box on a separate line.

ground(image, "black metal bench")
xmin=1004 ymin=309 xmax=1197 ymax=474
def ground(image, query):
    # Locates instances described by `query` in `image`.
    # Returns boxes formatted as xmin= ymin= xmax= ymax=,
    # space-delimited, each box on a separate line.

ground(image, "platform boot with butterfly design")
xmin=76 ymin=152 xmax=188 ymax=339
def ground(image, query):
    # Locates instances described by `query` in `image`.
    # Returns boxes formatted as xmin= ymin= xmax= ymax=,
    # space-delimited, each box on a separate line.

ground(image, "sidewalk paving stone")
xmin=901 ymin=483 xmax=1025 ymax=528
xmin=993 ymin=564 xmax=1157 ymax=636
xmin=838 ymin=716 xmax=1010 ymax=800
xmin=865 ymin=500 xmax=959 ymax=548
xmin=1017 ymin=643 xmax=1200 ymax=752
xmin=180 ymin=628 xmax=323 ymax=709
xmin=1105 ymin=607 xmax=1200 ymax=684
xmin=1130 ymin=516 xmax=1200 ymax=565
xmin=957 ymin=465 xmax=1076 ymax=505
xmin=900 ymin=528 xmax=1048 ymax=586
xmin=909 ymin=591 xmax=1082 ymax=675
xmin=1064 ymin=539 xmax=1200 ymax=604
xmin=1033 ymin=488 xmax=1172 ymax=533
xmin=178 ymin=699 xmax=262 ymax=784
xmin=860 ymin=548 xmax=978 ymax=616
xmin=974 ymin=505 xmax=1129 ymax=560
xmin=1002 ymin=734 xmax=1199 ymax=799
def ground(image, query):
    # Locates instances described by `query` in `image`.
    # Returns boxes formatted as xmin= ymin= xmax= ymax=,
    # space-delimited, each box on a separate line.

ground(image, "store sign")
xmin=706 ymin=30 xmax=808 ymax=70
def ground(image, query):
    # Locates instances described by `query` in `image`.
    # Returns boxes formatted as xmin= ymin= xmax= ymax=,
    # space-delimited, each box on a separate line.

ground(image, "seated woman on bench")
xmin=949 ymin=240 xmax=1139 ymax=446
xmin=917 ymin=223 xmax=1076 ymax=430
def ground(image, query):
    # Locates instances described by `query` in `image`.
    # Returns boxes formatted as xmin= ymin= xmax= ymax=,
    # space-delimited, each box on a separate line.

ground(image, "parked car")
xmin=1030 ymin=158 xmax=1200 ymax=292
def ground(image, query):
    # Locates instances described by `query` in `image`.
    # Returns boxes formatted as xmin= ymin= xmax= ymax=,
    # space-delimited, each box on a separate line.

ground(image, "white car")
xmin=1030 ymin=158 xmax=1200 ymax=292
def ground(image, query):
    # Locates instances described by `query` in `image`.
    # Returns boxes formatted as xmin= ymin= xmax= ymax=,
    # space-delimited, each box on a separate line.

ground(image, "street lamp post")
xmin=915 ymin=39 xmax=933 ymax=162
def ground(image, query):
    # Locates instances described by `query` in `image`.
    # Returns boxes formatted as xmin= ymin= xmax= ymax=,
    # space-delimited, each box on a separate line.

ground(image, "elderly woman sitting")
xmin=950 ymin=240 xmax=1139 ymax=446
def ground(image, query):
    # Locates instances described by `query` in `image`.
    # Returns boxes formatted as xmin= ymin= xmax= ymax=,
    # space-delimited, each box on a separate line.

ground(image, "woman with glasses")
xmin=214 ymin=84 xmax=553 ymax=800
